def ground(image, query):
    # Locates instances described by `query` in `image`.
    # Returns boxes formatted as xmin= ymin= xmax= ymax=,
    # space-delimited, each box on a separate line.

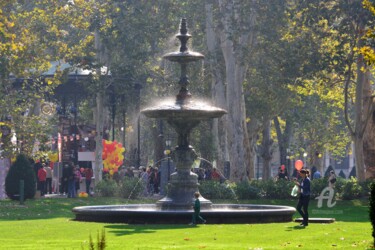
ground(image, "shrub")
xmin=234 ymin=180 xmax=260 ymax=199
xmin=199 ymin=180 xmax=236 ymax=199
xmin=341 ymin=177 xmax=362 ymax=200
xmin=118 ymin=177 xmax=144 ymax=199
xmin=94 ymin=179 xmax=118 ymax=197
xmin=310 ymin=178 xmax=329 ymax=199
xmin=370 ymin=182 xmax=375 ymax=247
xmin=360 ymin=179 xmax=373 ymax=196
xmin=256 ymin=179 xmax=294 ymax=199
xmin=5 ymin=154 xmax=36 ymax=200
xmin=334 ymin=177 xmax=346 ymax=197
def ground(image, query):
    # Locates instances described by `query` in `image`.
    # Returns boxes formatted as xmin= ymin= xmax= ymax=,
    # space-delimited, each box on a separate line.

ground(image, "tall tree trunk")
xmin=205 ymin=2 xmax=228 ymax=170
xmin=93 ymin=30 xmax=107 ymax=182
xmin=363 ymin=70 xmax=375 ymax=179
xmin=353 ymin=49 xmax=367 ymax=182
xmin=311 ymin=149 xmax=324 ymax=174
xmin=217 ymin=0 xmax=256 ymax=181
xmin=94 ymin=93 xmax=104 ymax=181
xmin=344 ymin=21 xmax=370 ymax=182
xmin=247 ymin=118 xmax=261 ymax=179
xmin=261 ymin=120 xmax=273 ymax=180
xmin=273 ymin=116 xmax=294 ymax=176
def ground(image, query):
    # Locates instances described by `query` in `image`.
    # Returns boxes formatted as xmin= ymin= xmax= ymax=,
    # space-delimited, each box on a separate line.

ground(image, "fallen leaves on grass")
xmin=281 ymin=242 xmax=291 ymax=246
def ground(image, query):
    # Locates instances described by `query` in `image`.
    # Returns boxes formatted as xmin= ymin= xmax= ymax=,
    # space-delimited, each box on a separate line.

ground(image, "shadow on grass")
xmin=285 ymin=225 xmax=309 ymax=231
xmin=104 ymin=224 xmax=191 ymax=236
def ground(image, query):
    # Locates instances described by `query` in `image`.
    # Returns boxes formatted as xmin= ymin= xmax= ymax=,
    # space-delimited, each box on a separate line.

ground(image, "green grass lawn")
xmin=0 ymin=196 xmax=372 ymax=249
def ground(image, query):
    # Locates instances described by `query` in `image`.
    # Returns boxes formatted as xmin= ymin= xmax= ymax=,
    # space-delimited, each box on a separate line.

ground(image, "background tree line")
xmin=0 ymin=0 xmax=374 ymax=182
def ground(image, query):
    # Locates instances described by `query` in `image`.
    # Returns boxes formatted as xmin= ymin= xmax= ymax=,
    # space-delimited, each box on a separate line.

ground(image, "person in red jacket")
xmin=211 ymin=167 xmax=221 ymax=181
xmin=37 ymin=164 xmax=47 ymax=197
xmin=84 ymin=167 xmax=93 ymax=195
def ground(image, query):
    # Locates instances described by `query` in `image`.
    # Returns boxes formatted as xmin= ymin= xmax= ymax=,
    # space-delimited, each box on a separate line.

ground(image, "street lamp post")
xmin=70 ymin=103 xmax=78 ymax=164
xmin=165 ymin=138 xmax=172 ymax=181
xmin=256 ymin=154 xmax=260 ymax=180
xmin=286 ymin=148 xmax=291 ymax=177
xmin=303 ymin=152 xmax=308 ymax=169
xmin=134 ymin=83 xmax=142 ymax=168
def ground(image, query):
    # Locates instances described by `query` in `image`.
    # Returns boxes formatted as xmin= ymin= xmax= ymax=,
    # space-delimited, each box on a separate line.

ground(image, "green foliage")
xmin=87 ymin=228 xmax=106 ymax=250
xmin=94 ymin=177 xmax=144 ymax=199
xmin=360 ymin=179 xmax=374 ymax=196
xmin=370 ymin=182 xmax=375 ymax=247
xmin=5 ymin=154 xmax=36 ymax=200
xmin=341 ymin=177 xmax=363 ymax=200
xmin=94 ymin=179 xmax=118 ymax=197
xmin=310 ymin=178 xmax=329 ymax=199
xmin=253 ymin=179 xmax=295 ymax=199
xmin=333 ymin=177 xmax=346 ymax=197
xmin=199 ymin=181 xmax=236 ymax=200
xmin=227 ymin=178 xmax=370 ymax=201
xmin=234 ymin=180 xmax=260 ymax=199
xmin=118 ymin=177 xmax=144 ymax=199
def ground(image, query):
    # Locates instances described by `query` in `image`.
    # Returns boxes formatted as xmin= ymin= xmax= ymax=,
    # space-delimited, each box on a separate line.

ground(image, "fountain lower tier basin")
xmin=141 ymin=101 xmax=227 ymax=120
xmin=72 ymin=204 xmax=296 ymax=224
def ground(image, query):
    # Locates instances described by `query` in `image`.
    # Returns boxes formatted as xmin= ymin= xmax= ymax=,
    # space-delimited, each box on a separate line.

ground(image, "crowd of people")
xmin=193 ymin=167 xmax=226 ymax=183
xmin=107 ymin=165 xmax=227 ymax=197
xmin=60 ymin=163 xmax=93 ymax=198
xmin=33 ymin=160 xmax=94 ymax=198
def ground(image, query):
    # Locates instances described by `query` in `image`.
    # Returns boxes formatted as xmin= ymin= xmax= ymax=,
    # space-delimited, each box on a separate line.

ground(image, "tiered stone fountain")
xmin=73 ymin=19 xmax=295 ymax=224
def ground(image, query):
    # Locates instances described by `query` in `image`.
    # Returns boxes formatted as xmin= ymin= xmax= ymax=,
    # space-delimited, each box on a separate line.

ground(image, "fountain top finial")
xmin=180 ymin=18 xmax=188 ymax=35
xmin=163 ymin=19 xmax=203 ymax=63
xmin=177 ymin=18 xmax=191 ymax=53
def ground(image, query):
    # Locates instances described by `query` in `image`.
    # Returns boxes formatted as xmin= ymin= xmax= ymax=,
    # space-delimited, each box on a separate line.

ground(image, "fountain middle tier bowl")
xmin=163 ymin=51 xmax=204 ymax=63
xmin=142 ymin=100 xmax=227 ymax=119
xmin=73 ymin=204 xmax=296 ymax=224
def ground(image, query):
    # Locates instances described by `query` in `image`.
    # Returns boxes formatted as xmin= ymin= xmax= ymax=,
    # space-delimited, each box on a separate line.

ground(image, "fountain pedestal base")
xmin=156 ymin=171 xmax=212 ymax=210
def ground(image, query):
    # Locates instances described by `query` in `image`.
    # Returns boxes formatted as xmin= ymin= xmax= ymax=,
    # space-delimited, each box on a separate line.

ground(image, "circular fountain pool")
xmin=73 ymin=204 xmax=296 ymax=224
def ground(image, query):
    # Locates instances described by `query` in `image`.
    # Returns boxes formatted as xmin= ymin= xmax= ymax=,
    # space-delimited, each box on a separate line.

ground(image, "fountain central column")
xmin=142 ymin=18 xmax=226 ymax=209
xmin=157 ymin=119 xmax=212 ymax=209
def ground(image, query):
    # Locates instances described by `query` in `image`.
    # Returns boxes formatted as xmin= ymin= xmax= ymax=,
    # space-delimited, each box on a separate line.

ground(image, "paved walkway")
xmin=43 ymin=193 xmax=67 ymax=198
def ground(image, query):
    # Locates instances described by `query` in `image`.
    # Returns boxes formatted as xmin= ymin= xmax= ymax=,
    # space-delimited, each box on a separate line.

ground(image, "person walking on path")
xmin=74 ymin=165 xmax=82 ymax=194
xmin=67 ymin=163 xmax=76 ymax=198
xmin=45 ymin=163 xmax=53 ymax=194
xmin=294 ymin=169 xmax=311 ymax=227
xmin=140 ymin=167 xmax=149 ymax=196
xmin=84 ymin=167 xmax=93 ymax=195
xmin=190 ymin=192 xmax=206 ymax=225
xmin=37 ymin=164 xmax=47 ymax=197
xmin=61 ymin=164 xmax=70 ymax=194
